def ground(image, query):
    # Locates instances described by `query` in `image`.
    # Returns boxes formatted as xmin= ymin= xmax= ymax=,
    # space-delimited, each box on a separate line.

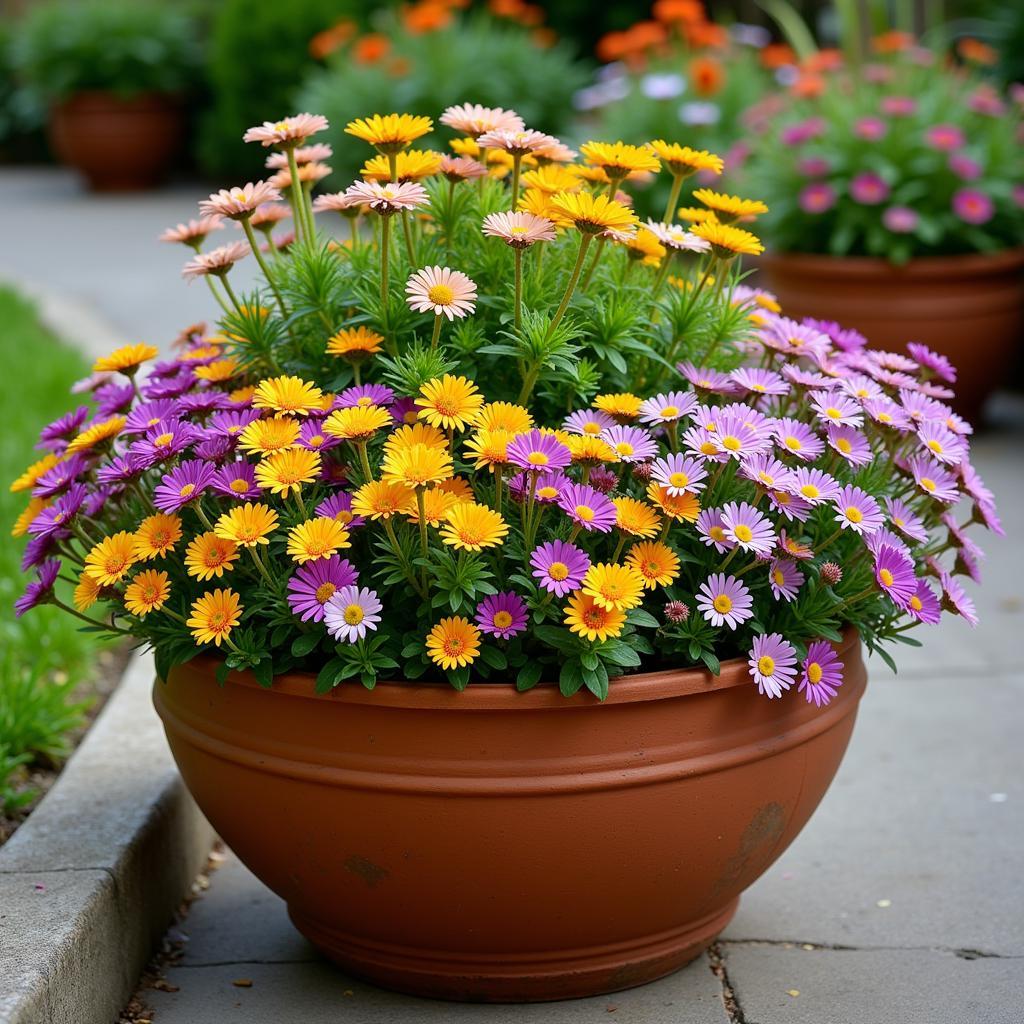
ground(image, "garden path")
xmin=1 ymin=165 xmax=1021 ymax=1023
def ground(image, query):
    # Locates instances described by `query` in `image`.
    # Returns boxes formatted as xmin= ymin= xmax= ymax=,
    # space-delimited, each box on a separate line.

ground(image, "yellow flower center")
xmin=230 ymin=478 xmax=249 ymax=493
xmin=800 ymin=484 xmax=820 ymax=500
xmin=315 ymin=582 xmax=337 ymax=604
xmin=837 ymin=438 xmax=852 ymax=454
xmin=757 ymin=655 xmax=776 ymax=676
xmin=757 ymin=471 xmax=775 ymax=485
xmin=527 ymin=451 xmax=550 ymax=466
xmin=179 ymin=483 xmax=196 ymax=498
xmin=660 ymin=405 xmax=679 ymax=419
xmin=344 ymin=604 xmax=364 ymax=625
xmin=443 ymin=636 xmax=465 ymax=656
xmin=733 ymin=524 xmax=753 ymax=543
xmin=537 ymin=486 xmax=558 ymax=500
xmin=927 ymin=440 xmax=943 ymax=454
xmin=548 ymin=561 xmax=569 ymax=581
xmin=615 ymin=442 xmax=635 ymax=456
xmin=154 ymin=432 xmax=174 ymax=447
xmin=493 ymin=611 xmax=513 ymax=629
xmin=147 ymin=417 xmax=161 ymax=427
xmin=427 ymin=284 xmax=455 ymax=306
xmin=825 ymin=407 xmax=841 ymax=420
xmin=845 ymin=506 xmax=863 ymax=523
xmin=713 ymin=594 xmax=733 ymax=613
xmin=307 ymin=434 xmax=325 ymax=448
xmin=920 ymin=477 xmax=936 ymax=492
xmin=785 ymin=436 xmax=802 ymax=451
xmin=909 ymin=595 xmax=923 ymax=612
xmin=878 ymin=412 xmax=893 ymax=423
xmin=893 ymin=516 xmax=905 ymax=526
xmin=773 ymin=568 xmax=784 ymax=585
xmin=700 ymin=441 xmax=718 ymax=456
xmin=807 ymin=662 xmax=823 ymax=684
xmin=709 ymin=526 xmax=726 ymax=543
xmin=575 ymin=504 xmax=595 ymax=522
xmin=583 ymin=422 xmax=602 ymax=435
xmin=509 ymin=226 xmax=527 ymax=235
xmin=669 ymin=472 xmax=690 ymax=488
xmin=356 ymin=397 xmax=373 ymax=406
xmin=879 ymin=568 xmax=894 ymax=587
xmin=752 ymin=384 xmax=767 ymax=393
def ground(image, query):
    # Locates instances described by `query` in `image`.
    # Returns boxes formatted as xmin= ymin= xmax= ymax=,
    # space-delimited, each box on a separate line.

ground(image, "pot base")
xmin=289 ymin=897 xmax=738 ymax=1002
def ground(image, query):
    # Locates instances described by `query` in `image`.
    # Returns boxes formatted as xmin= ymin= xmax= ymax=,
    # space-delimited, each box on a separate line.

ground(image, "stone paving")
xmin=2 ymin=167 xmax=1022 ymax=1023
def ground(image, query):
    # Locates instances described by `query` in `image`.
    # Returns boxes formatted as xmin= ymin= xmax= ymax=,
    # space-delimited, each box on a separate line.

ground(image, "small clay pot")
xmin=48 ymin=91 xmax=183 ymax=192
xmin=155 ymin=631 xmax=866 ymax=1003
xmin=758 ymin=249 xmax=1024 ymax=424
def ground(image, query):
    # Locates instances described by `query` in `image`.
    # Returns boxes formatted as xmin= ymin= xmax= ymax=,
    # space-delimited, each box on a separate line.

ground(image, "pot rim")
xmin=759 ymin=246 xmax=1024 ymax=278
xmin=181 ymin=627 xmax=860 ymax=711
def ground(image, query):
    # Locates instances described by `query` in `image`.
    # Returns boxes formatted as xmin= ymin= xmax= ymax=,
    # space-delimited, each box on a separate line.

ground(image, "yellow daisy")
xmin=646 ymin=483 xmax=701 ymax=522
xmin=676 ymin=206 xmax=719 ymax=224
xmin=323 ymin=404 xmax=393 ymax=441
xmin=93 ymin=343 xmax=159 ymax=375
xmin=463 ymin=429 xmax=514 ymax=471
xmin=237 ymin=417 xmax=301 ymax=456
xmin=65 ymin=416 xmax=126 ymax=456
xmin=11 ymin=496 xmax=49 ymax=536
xmin=580 ymin=140 xmax=660 ymax=179
xmin=84 ymin=531 xmax=138 ymax=586
xmin=184 ymin=532 xmax=239 ymax=581
xmin=383 ymin=422 xmax=448 ymax=453
xmin=228 ymin=384 xmax=256 ymax=404
xmin=327 ymin=326 xmax=384 ymax=360
xmin=187 ymin=589 xmax=242 ymax=647
xmin=252 ymin=375 xmax=324 ymax=417
xmin=649 ymin=141 xmax=724 ymax=178
xmin=581 ymin=562 xmax=646 ymax=612
xmin=381 ymin=443 xmax=454 ymax=488
xmin=9 ymin=454 xmax=61 ymax=493
xmin=691 ymin=188 xmax=769 ymax=223
xmin=345 ymin=113 xmax=433 ymax=154
xmin=517 ymin=187 xmax=570 ymax=225
xmin=566 ymin=434 xmax=618 ymax=465
xmin=425 ymin=616 xmax=481 ymax=671
xmin=361 ymin=149 xmax=441 ymax=181
xmin=449 ymin=136 xmax=481 ymax=158
xmin=73 ymin=571 xmax=101 ymax=612
xmin=622 ymin=227 xmax=666 ymax=266
xmin=612 ymin=497 xmax=662 ymax=538
xmin=415 ymin=375 xmax=484 ymax=432
xmin=625 ymin=541 xmax=681 ymax=589
xmin=133 ymin=513 xmax=182 ymax=560
xmin=193 ymin=358 xmax=241 ymax=383
xmin=351 ymin=479 xmax=413 ymax=520
xmin=124 ymin=569 xmax=171 ymax=618
xmin=593 ymin=392 xmax=643 ymax=421
xmin=547 ymin=191 xmax=639 ymax=235
xmin=520 ymin=164 xmax=581 ymax=195
xmin=286 ymin=517 xmax=351 ymax=564
xmin=404 ymin=486 xmax=459 ymax=527
xmin=690 ymin=221 xmax=765 ymax=258
xmin=435 ymin=476 xmax=476 ymax=503
xmin=253 ymin=447 xmax=322 ymax=496
xmin=214 ymin=503 xmax=279 ymax=547
xmin=439 ymin=503 xmax=508 ymax=551
xmin=473 ymin=401 xmax=534 ymax=434
xmin=564 ymin=592 xmax=626 ymax=643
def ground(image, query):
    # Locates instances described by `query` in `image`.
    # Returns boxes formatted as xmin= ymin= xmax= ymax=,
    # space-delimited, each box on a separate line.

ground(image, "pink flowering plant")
xmin=9 ymin=104 xmax=1000 ymax=703
xmin=739 ymin=41 xmax=1024 ymax=263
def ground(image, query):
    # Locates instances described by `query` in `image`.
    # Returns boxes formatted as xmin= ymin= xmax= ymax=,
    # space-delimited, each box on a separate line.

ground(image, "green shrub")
xmin=9 ymin=0 xmax=202 ymax=103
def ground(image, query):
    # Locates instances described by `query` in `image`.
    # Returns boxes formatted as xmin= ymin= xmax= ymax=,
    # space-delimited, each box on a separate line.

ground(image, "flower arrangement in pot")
xmin=10 ymin=107 xmax=1000 ymax=1002
xmin=8 ymin=0 xmax=200 ymax=191
xmin=738 ymin=32 xmax=1024 ymax=422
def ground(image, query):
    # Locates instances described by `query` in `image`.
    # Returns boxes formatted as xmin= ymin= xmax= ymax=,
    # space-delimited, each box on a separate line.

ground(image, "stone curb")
xmin=0 ymin=652 xmax=216 ymax=1024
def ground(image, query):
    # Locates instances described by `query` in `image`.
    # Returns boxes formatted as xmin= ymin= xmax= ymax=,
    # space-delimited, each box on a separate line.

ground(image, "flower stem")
xmin=286 ymin=146 xmax=311 ymax=242
xmin=218 ymin=273 xmax=244 ymax=314
xmin=204 ymin=276 xmax=231 ymax=314
xmin=513 ymin=246 xmax=523 ymax=333
xmin=510 ymin=152 xmax=523 ymax=207
xmin=663 ymin=171 xmax=685 ymax=224
xmin=248 ymin=545 xmax=276 ymax=587
xmin=546 ymin=232 xmax=593 ymax=339
xmin=415 ymin=486 xmax=429 ymax=593
xmin=580 ymin=236 xmax=606 ymax=291
xmin=401 ymin=209 xmax=416 ymax=265
xmin=241 ymin=217 xmax=290 ymax=324
xmin=52 ymin=597 xmax=130 ymax=635
xmin=430 ymin=313 xmax=443 ymax=350
xmin=379 ymin=215 xmax=391 ymax=343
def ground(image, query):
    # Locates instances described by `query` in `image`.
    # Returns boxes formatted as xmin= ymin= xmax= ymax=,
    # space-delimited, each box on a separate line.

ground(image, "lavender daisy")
xmin=298 ymin=418 xmax=342 ymax=452
xmin=638 ymin=391 xmax=697 ymax=425
xmin=677 ymin=361 xmax=737 ymax=395
xmin=212 ymin=462 xmax=262 ymax=500
xmin=33 ymin=455 xmax=88 ymax=499
xmin=287 ymin=556 xmax=359 ymax=623
xmin=748 ymin=633 xmax=797 ymax=698
xmin=651 ymin=453 xmax=708 ymax=496
xmin=97 ymin=453 xmax=144 ymax=487
xmin=154 ymin=460 xmax=218 ymax=513
xmin=833 ymin=485 xmax=884 ymax=535
xmin=939 ymin=571 xmax=978 ymax=626
xmin=696 ymin=509 xmax=732 ymax=553
xmin=768 ymin=558 xmax=804 ymax=602
xmin=557 ymin=483 xmax=617 ymax=533
xmin=798 ymin=641 xmax=844 ymax=706
xmin=773 ymin=418 xmax=824 ymax=461
xmin=696 ymin=573 xmax=753 ymax=629
xmin=884 ymin=497 xmax=928 ymax=543
xmin=874 ymin=544 xmax=917 ymax=608
xmin=530 ymin=540 xmax=590 ymax=596
xmin=907 ymin=580 xmax=942 ymax=625
xmin=729 ymin=366 xmax=789 ymax=397
xmin=563 ymin=409 xmax=616 ymax=436
xmin=712 ymin=412 xmax=772 ymax=460
xmin=721 ymin=501 xmax=775 ymax=555
xmin=809 ymin=390 xmax=864 ymax=428
xmin=475 ymin=591 xmax=529 ymax=639
xmin=916 ymin=422 xmax=968 ymax=466
xmin=788 ymin=467 xmax=840 ymax=505
xmin=767 ymin=488 xmax=813 ymax=523
xmin=124 ymin=400 xmax=180 ymax=435
xmin=336 ymin=383 xmax=395 ymax=408
xmin=14 ymin=559 xmax=61 ymax=617
xmin=324 ymin=586 xmax=383 ymax=642
xmin=738 ymin=453 xmax=793 ymax=492
xmin=131 ymin=420 xmax=197 ymax=468
xmin=507 ymin=429 xmax=572 ymax=472
xmin=827 ymin=425 xmax=872 ymax=466
xmin=908 ymin=455 xmax=960 ymax=503
xmin=38 ymin=407 xmax=90 ymax=450
xmin=27 ymin=483 xmax=87 ymax=539
xmin=317 ymin=491 xmax=365 ymax=529
xmin=601 ymin=425 xmax=658 ymax=463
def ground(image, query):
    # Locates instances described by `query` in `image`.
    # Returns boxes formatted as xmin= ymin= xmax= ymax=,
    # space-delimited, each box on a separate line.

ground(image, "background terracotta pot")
xmin=48 ymin=92 xmax=183 ymax=192
xmin=155 ymin=631 xmax=866 ymax=1003
xmin=757 ymin=249 xmax=1024 ymax=424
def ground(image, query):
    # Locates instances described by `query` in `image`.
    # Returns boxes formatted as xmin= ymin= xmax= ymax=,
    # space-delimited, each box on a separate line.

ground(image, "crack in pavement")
xmin=720 ymin=937 xmax=1024 ymax=960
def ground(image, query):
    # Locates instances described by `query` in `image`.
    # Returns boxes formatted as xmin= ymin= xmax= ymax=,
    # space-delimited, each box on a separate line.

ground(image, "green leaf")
xmin=315 ymin=658 xmax=344 ymax=694
xmin=252 ymin=658 xmax=274 ymax=688
xmin=448 ymin=667 xmax=469 ymax=692
xmin=700 ymin=650 xmax=721 ymax=675
xmin=291 ymin=632 xmax=321 ymax=658
xmin=516 ymin=662 xmax=543 ymax=691
xmin=582 ymin=661 xmax=609 ymax=701
xmin=214 ymin=660 xmax=232 ymax=687
xmin=580 ymin=650 xmax=600 ymax=672
xmin=559 ymin=660 xmax=584 ymax=697
xmin=627 ymin=608 xmax=660 ymax=629
xmin=480 ymin=646 xmax=508 ymax=671
xmin=600 ymin=642 xmax=641 ymax=669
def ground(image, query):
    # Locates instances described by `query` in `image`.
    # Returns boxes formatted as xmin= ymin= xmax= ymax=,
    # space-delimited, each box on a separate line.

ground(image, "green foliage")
xmin=9 ymin=1 xmax=202 ymax=102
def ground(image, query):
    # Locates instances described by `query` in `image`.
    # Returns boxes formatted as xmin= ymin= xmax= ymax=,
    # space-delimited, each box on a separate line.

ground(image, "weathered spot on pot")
xmin=712 ymin=802 xmax=786 ymax=897
xmin=344 ymin=854 xmax=390 ymax=888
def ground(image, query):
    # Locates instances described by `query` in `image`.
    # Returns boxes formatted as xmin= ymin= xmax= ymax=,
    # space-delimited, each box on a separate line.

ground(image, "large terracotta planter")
xmin=155 ymin=630 xmax=866 ymax=1003
xmin=48 ymin=92 xmax=183 ymax=192
xmin=758 ymin=249 xmax=1024 ymax=423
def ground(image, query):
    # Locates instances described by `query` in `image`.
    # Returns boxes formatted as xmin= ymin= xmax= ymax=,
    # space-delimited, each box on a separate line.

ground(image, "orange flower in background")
xmin=490 ymin=0 xmax=544 ymax=26
xmin=872 ymin=30 xmax=915 ymax=54
xmin=685 ymin=21 xmax=728 ymax=49
xmin=402 ymin=2 xmax=453 ymax=34
xmin=791 ymin=73 xmax=825 ymax=99
xmin=353 ymin=34 xmax=391 ymax=64
xmin=690 ymin=56 xmax=725 ymax=96
xmin=957 ymin=38 xmax=997 ymax=66
xmin=309 ymin=19 xmax=355 ymax=60
xmin=653 ymin=0 xmax=704 ymax=24
xmin=760 ymin=43 xmax=796 ymax=69
xmin=389 ymin=57 xmax=413 ymax=78
xmin=532 ymin=27 xmax=556 ymax=48
xmin=803 ymin=49 xmax=843 ymax=73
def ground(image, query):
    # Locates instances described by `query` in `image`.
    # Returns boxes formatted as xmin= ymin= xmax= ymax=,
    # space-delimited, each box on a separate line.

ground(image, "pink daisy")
xmin=696 ymin=573 xmax=754 ymax=629
xmin=312 ymin=192 xmax=362 ymax=213
xmin=777 ymin=529 xmax=814 ymax=560
xmin=344 ymin=180 xmax=430 ymax=214
xmin=181 ymin=242 xmax=249 ymax=280
xmin=908 ymin=455 xmax=960 ymax=503
xmin=939 ymin=571 xmax=978 ymax=626
xmin=874 ymin=544 xmax=917 ymax=608
xmin=266 ymin=143 xmax=333 ymax=169
xmin=798 ymin=641 xmax=844 ymax=706
xmin=439 ymin=155 xmax=488 ymax=182
xmin=788 ymin=467 xmax=840 ymax=505
xmin=899 ymin=388 xmax=950 ymax=424
xmin=644 ymin=220 xmax=710 ymax=253
xmin=243 ymin=113 xmax=329 ymax=148
xmin=907 ymin=342 xmax=956 ymax=384
xmin=782 ymin=364 xmax=835 ymax=389
xmin=200 ymin=181 xmax=282 ymax=220
xmin=827 ymin=425 xmax=872 ymax=466
xmin=773 ymin=418 xmax=824 ymax=461
xmin=651 ymin=453 xmax=708 ymax=496
xmin=476 ymin=128 xmax=558 ymax=154
xmin=638 ymin=391 xmax=697 ymax=425
xmin=863 ymin=398 xmax=912 ymax=431
xmin=884 ymin=497 xmax=928 ymax=543
xmin=748 ymin=633 xmax=797 ymax=698
xmin=721 ymin=501 xmax=776 ymax=555
xmin=683 ymin=425 xmax=728 ymax=462
xmin=405 ymin=266 xmax=477 ymax=320
xmin=809 ymin=390 xmax=864 ymax=428
xmin=762 ymin=317 xmax=831 ymax=360
xmin=160 ymin=215 xmax=224 ymax=246
xmin=482 ymin=211 xmax=556 ymax=248
xmin=712 ymin=412 xmax=772 ymax=461
xmin=768 ymin=558 xmax=804 ymax=601
xmin=906 ymin=579 xmax=942 ymax=625
xmin=833 ymin=484 xmax=884 ymax=535
xmin=439 ymin=104 xmax=524 ymax=138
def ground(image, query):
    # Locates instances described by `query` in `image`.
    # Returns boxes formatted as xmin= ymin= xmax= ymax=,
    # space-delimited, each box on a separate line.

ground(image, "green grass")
xmin=0 ymin=287 xmax=103 ymax=813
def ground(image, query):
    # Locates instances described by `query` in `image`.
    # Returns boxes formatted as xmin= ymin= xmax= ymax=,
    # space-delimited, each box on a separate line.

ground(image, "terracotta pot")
xmin=48 ymin=92 xmax=183 ymax=192
xmin=758 ymin=249 xmax=1024 ymax=424
xmin=154 ymin=630 xmax=866 ymax=1003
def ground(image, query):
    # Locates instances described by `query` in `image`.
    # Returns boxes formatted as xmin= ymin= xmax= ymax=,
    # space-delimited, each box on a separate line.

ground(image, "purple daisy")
xmin=97 ymin=453 xmax=144 ymax=486
xmin=696 ymin=573 xmax=753 ymax=629
xmin=782 ymin=364 xmax=835 ymax=389
xmin=475 ymin=591 xmax=529 ymax=639
xmin=899 ymin=388 xmax=949 ymax=424
xmin=32 ymin=455 xmax=88 ymax=499
xmin=530 ymin=540 xmax=590 ymax=596
xmin=729 ymin=367 xmax=789 ymax=397
xmin=38 ymin=406 xmax=90 ymax=450
xmin=884 ymin=497 xmax=928 ymax=543
xmin=601 ymin=425 xmax=658 ymax=464
xmin=768 ymin=558 xmax=804 ymax=602
xmin=788 ymin=467 xmax=840 ymax=505
xmin=335 ymin=383 xmax=395 ymax=408
xmin=94 ymin=382 xmax=136 ymax=417
xmin=974 ymin=500 xmax=1004 ymax=537
xmin=124 ymin=400 xmax=179 ymax=435
xmin=748 ymin=633 xmax=797 ymax=698
xmin=651 ymin=453 xmax=708 ymax=496
xmin=826 ymin=425 xmax=872 ymax=467
xmin=179 ymin=390 xmax=233 ymax=415
xmin=22 ymin=534 xmax=61 ymax=571
xmin=960 ymin=462 xmax=993 ymax=504
xmin=798 ymin=641 xmax=844 ymax=706
xmin=955 ymin=537 xmax=983 ymax=583
xmin=211 ymin=461 xmax=262 ymax=501
xmin=773 ymin=418 xmax=824 ymax=461
xmin=712 ymin=413 xmax=772 ymax=461
xmin=563 ymin=409 xmax=616 ymax=436
xmin=907 ymin=342 xmax=956 ymax=383
xmin=287 ymin=555 xmax=359 ymax=623
xmin=193 ymin=435 xmax=235 ymax=462
xmin=317 ymin=491 xmax=365 ymax=529
xmin=850 ymin=172 xmax=890 ymax=205
xmin=738 ymin=453 xmax=793 ymax=492
xmin=84 ymin=486 xmax=113 ymax=519
xmin=27 ymin=483 xmax=88 ymax=539
xmin=324 ymin=585 xmax=383 ymax=642
xmin=682 ymin=425 xmax=728 ymax=462
xmin=14 ymin=559 xmax=61 ymax=617
xmin=298 ymin=418 xmax=342 ymax=452
xmin=154 ymin=459 xmax=218 ymax=513
xmin=874 ymin=544 xmax=917 ymax=608
xmin=677 ymin=361 xmax=737 ymax=395
xmin=767 ymin=488 xmax=813 ymax=523
xmin=557 ymin=483 xmax=617 ymax=532
xmin=907 ymin=580 xmax=942 ymax=625
xmin=506 ymin=429 xmax=572 ymax=472
xmin=952 ymin=187 xmax=994 ymax=225
xmin=389 ymin=396 xmax=418 ymax=425
xmin=508 ymin=470 xmax=569 ymax=504
xmin=809 ymin=390 xmax=864 ymax=428
xmin=638 ymin=391 xmax=697 ymax=425
xmin=833 ymin=485 xmax=884 ymax=535
xmin=142 ymin=369 xmax=194 ymax=400
xmin=130 ymin=420 xmax=197 ymax=468
xmin=721 ymin=501 xmax=775 ymax=555
xmin=762 ymin=317 xmax=831 ymax=361
xmin=839 ymin=374 xmax=884 ymax=403
xmin=866 ymin=527 xmax=912 ymax=559
xmin=916 ymin=422 xmax=968 ymax=467
xmin=908 ymin=455 xmax=960 ymax=503
xmin=939 ymin=571 xmax=978 ymax=626
xmin=208 ymin=409 xmax=261 ymax=437
xmin=696 ymin=508 xmax=732 ymax=553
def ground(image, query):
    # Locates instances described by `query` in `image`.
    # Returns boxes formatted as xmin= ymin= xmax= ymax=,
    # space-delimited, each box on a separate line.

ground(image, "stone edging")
xmin=0 ymin=652 xmax=216 ymax=1024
